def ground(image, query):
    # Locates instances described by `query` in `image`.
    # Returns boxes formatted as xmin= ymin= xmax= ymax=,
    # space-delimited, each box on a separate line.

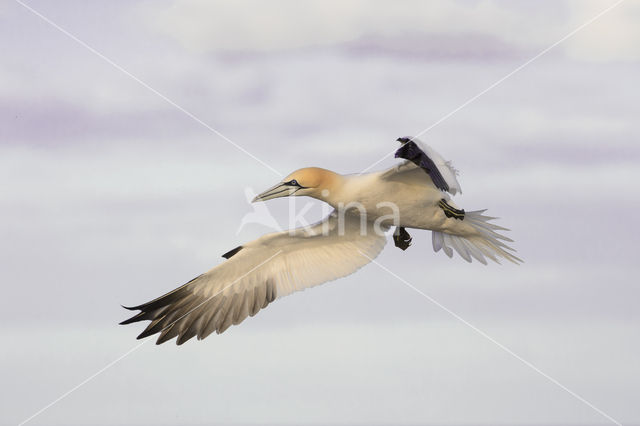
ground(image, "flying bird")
xmin=121 ymin=137 xmax=522 ymax=344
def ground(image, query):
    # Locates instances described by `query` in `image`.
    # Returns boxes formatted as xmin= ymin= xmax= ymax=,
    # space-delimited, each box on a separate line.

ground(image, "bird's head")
xmin=252 ymin=167 xmax=339 ymax=202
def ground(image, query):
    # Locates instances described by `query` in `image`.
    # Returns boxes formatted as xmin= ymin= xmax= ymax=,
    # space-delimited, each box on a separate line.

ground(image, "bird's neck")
xmin=312 ymin=171 xmax=372 ymax=210
xmin=308 ymin=169 xmax=346 ymax=207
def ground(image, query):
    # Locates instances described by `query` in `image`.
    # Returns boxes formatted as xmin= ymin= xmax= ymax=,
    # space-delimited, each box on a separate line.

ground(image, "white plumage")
xmin=122 ymin=137 xmax=521 ymax=344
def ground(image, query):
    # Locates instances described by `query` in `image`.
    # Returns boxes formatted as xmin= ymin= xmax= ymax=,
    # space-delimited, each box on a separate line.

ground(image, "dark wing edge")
xmin=120 ymin=275 xmax=277 ymax=345
xmin=394 ymin=140 xmax=449 ymax=192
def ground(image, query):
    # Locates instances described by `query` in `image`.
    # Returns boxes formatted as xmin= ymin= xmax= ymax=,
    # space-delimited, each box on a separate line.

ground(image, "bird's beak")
xmin=252 ymin=182 xmax=295 ymax=202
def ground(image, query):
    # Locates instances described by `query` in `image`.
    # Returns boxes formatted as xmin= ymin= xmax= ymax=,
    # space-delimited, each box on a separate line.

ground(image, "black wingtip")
xmin=119 ymin=304 xmax=143 ymax=325
xmin=155 ymin=332 xmax=174 ymax=345
xmin=395 ymin=140 xmax=450 ymax=192
xmin=222 ymin=245 xmax=243 ymax=259
xmin=136 ymin=329 xmax=154 ymax=340
xmin=120 ymin=312 xmax=143 ymax=325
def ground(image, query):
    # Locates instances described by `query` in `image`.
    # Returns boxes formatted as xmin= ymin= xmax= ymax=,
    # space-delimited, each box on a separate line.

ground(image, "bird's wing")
xmin=391 ymin=138 xmax=462 ymax=195
xmin=121 ymin=211 xmax=387 ymax=345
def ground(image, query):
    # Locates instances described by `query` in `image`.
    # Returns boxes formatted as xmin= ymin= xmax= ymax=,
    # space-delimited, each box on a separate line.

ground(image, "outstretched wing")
xmin=393 ymin=137 xmax=462 ymax=195
xmin=121 ymin=212 xmax=387 ymax=345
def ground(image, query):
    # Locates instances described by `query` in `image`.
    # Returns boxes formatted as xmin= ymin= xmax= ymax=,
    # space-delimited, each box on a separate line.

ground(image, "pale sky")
xmin=1 ymin=1 xmax=639 ymax=425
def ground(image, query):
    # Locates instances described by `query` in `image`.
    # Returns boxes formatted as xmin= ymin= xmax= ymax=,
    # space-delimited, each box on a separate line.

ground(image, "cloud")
xmin=565 ymin=0 xmax=640 ymax=62
xmin=343 ymin=32 xmax=521 ymax=61
xmin=140 ymin=0 xmax=640 ymax=63
xmin=4 ymin=321 xmax=639 ymax=425
xmin=140 ymin=1 xmax=533 ymax=53
xmin=0 ymin=98 xmax=194 ymax=145
xmin=3 ymin=3 xmax=638 ymax=425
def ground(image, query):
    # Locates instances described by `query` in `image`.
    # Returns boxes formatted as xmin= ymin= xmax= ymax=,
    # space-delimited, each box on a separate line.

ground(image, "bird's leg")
xmin=393 ymin=227 xmax=412 ymax=251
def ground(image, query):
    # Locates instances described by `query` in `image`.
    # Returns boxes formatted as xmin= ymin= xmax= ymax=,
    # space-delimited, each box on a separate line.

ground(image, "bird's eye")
xmin=289 ymin=179 xmax=298 ymax=186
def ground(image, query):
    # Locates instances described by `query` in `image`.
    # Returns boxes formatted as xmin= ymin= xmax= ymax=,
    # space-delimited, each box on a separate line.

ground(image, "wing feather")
xmin=121 ymin=212 xmax=387 ymax=344
xmin=393 ymin=137 xmax=462 ymax=195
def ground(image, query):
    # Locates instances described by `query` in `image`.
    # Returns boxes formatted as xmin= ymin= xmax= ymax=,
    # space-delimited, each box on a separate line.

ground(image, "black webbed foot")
xmin=393 ymin=227 xmax=412 ymax=251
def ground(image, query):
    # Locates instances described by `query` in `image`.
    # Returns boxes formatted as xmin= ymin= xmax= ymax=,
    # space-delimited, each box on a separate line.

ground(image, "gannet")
xmin=122 ymin=137 xmax=522 ymax=344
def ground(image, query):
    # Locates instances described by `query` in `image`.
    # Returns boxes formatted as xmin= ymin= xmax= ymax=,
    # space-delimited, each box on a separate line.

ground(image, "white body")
xmin=328 ymin=167 xmax=469 ymax=235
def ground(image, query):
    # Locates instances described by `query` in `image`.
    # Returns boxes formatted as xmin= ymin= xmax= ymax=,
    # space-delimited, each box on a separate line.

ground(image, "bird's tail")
xmin=432 ymin=210 xmax=522 ymax=265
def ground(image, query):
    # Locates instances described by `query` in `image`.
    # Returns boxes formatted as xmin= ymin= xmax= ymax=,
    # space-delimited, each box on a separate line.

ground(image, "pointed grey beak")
xmin=252 ymin=182 xmax=296 ymax=202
